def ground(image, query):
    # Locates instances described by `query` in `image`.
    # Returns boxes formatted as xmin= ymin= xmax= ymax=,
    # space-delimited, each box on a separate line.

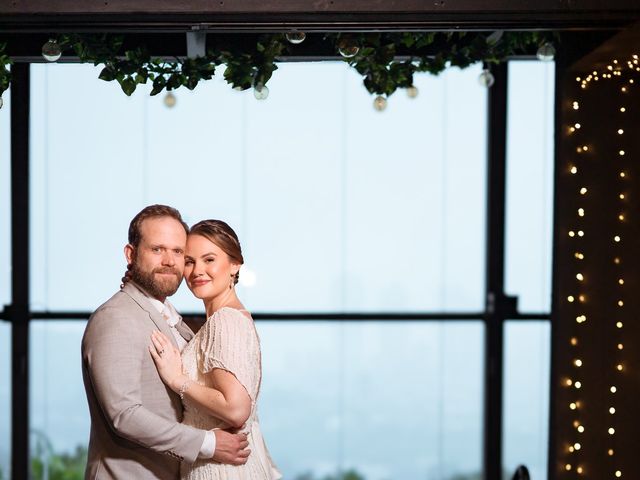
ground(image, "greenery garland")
xmin=0 ymin=31 xmax=553 ymax=101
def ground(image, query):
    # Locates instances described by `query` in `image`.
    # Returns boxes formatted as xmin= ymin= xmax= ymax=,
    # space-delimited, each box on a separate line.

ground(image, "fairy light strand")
xmin=567 ymin=52 xmax=636 ymax=478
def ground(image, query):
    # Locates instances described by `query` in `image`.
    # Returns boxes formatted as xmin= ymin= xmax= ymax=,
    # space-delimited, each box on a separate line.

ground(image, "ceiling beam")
xmin=0 ymin=1 xmax=639 ymax=32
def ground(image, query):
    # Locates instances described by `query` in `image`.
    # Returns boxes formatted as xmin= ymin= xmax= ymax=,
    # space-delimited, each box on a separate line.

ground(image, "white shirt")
xmin=148 ymin=297 xmax=216 ymax=459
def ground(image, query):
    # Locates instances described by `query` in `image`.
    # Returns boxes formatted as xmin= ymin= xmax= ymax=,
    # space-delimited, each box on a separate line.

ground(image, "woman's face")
xmin=183 ymin=234 xmax=240 ymax=300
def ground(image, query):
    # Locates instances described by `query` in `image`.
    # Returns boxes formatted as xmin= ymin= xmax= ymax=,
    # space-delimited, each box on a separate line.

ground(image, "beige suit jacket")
xmin=82 ymin=282 xmax=206 ymax=479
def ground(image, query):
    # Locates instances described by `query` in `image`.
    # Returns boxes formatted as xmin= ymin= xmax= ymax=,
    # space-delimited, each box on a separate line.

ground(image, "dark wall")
xmin=551 ymin=32 xmax=640 ymax=479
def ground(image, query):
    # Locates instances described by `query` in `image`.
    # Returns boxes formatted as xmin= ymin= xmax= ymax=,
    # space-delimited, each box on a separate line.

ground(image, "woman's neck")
xmin=204 ymin=289 xmax=243 ymax=317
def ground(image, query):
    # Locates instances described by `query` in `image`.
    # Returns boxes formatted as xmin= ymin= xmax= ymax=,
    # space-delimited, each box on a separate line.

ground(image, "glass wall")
xmin=505 ymin=61 xmax=555 ymax=313
xmin=0 ymin=81 xmax=10 ymax=480
xmin=502 ymin=321 xmax=550 ymax=480
xmin=1 ymin=82 xmax=10 ymax=307
xmin=19 ymin=57 xmax=556 ymax=480
xmin=29 ymin=62 xmax=487 ymax=314
xmin=502 ymin=60 xmax=555 ymax=479
xmin=29 ymin=321 xmax=89 ymax=479
xmin=259 ymin=321 xmax=484 ymax=479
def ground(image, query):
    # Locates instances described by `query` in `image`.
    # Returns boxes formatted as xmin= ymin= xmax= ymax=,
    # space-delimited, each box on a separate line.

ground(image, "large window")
xmin=7 ymin=58 xmax=555 ymax=480
xmin=0 ymin=82 xmax=10 ymax=480
xmin=29 ymin=62 xmax=487 ymax=313
xmin=259 ymin=322 xmax=484 ymax=479
xmin=0 ymin=322 xmax=10 ymax=480
xmin=29 ymin=321 xmax=88 ymax=478
xmin=503 ymin=321 xmax=551 ymax=480
xmin=505 ymin=61 xmax=555 ymax=313
xmin=502 ymin=60 xmax=555 ymax=479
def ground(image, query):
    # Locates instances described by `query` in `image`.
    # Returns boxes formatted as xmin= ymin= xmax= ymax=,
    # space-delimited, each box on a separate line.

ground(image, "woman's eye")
xmin=205 ymin=258 xmax=215 ymax=263
xmin=185 ymin=259 xmax=194 ymax=265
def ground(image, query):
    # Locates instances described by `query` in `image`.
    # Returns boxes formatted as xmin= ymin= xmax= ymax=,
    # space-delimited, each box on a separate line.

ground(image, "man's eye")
xmin=174 ymin=249 xmax=184 ymax=255
xmin=152 ymin=247 xmax=161 ymax=253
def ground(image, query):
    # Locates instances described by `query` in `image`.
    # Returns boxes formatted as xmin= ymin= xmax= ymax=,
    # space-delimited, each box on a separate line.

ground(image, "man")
xmin=82 ymin=205 xmax=249 ymax=479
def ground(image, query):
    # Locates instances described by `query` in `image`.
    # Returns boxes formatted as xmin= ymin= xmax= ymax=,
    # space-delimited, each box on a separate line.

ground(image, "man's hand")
xmin=213 ymin=430 xmax=250 ymax=465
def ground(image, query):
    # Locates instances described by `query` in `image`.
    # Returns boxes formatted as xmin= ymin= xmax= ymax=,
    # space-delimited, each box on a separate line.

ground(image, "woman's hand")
xmin=149 ymin=330 xmax=185 ymax=392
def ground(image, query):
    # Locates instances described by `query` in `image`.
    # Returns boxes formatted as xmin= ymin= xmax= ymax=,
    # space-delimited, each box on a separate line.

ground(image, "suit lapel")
xmin=121 ymin=281 xmax=179 ymax=349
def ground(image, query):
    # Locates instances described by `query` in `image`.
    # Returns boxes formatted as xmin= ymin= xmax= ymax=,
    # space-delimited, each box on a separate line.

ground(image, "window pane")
xmin=505 ymin=61 xmax=555 ymax=312
xmin=30 ymin=62 xmax=486 ymax=313
xmin=0 ymin=322 xmax=10 ymax=480
xmin=30 ymin=321 xmax=89 ymax=478
xmin=259 ymin=321 xmax=484 ymax=479
xmin=502 ymin=321 xmax=550 ymax=480
xmin=0 ymin=83 xmax=10 ymax=307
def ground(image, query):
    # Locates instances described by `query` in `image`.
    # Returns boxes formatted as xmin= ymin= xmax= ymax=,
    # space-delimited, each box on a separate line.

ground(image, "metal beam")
xmin=0 ymin=2 xmax=639 ymax=32
xmin=10 ymin=62 xmax=30 ymax=480
xmin=19 ymin=311 xmax=549 ymax=320
xmin=483 ymin=62 xmax=509 ymax=480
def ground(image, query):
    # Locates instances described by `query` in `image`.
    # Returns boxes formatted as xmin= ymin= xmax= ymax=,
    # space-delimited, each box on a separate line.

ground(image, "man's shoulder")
xmin=83 ymin=289 xmax=147 ymax=344
xmin=92 ymin=289 xmax=133 ymax=313
xmin=87 ymin=289 xmax=145 ymax=327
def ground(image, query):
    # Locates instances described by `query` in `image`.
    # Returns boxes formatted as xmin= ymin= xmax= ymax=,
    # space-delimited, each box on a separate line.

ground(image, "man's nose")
xmin=162 ymin=251 xmax=176 ymax=266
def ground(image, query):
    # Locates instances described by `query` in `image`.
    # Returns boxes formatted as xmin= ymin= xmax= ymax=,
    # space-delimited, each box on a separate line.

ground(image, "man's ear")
xmin=124 ymin=244 xmax=135 ymax=265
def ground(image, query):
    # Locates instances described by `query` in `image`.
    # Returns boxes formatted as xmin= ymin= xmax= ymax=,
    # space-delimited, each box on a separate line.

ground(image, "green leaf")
xmin=98 ymin=66 xmax=116 ymax=82
xmin=119 ymin=77 xmax=136 ymax=96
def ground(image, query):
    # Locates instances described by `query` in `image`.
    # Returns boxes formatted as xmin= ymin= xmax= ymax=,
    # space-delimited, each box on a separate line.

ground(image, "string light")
xmin=564 ymin=54 xmax=637 ymax=479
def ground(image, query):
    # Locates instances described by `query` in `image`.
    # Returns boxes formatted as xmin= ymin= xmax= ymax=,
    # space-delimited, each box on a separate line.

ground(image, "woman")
xmin=148 ymin=219 xmax=281 ymax=479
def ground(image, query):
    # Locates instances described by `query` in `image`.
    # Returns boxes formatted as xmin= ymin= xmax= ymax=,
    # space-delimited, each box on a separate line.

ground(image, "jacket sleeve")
xmin=83 ymin=305 xmax=206 ymax=463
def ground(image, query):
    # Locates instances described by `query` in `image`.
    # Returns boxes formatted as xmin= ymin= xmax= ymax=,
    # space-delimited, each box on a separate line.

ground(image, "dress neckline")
xmin=215 ymin=306 xmax=252 ymax=320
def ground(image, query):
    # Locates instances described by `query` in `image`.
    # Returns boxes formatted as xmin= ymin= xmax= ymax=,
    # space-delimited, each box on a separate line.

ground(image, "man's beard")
xmin=130 ymin=262 xmax=182 ymax=299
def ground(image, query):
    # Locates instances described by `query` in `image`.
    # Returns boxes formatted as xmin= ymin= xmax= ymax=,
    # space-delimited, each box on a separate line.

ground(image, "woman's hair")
xmin=190 ymin=219 xmax=244 ymax=284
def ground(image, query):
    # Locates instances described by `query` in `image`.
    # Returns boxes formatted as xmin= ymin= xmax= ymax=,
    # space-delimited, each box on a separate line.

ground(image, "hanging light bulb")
xmin=536 ymin=43 xmax=556 ymax=61
xmin=164 ymin=92 xmax=177 ymax=108
xmin=42 ymin=39 xmax=62 ymax=62
xmin=253 ymin=83 xmax=269 ymax=100
xmin=338 ymin=37 xmax=360 ymax=58
xmin=373 ymin=95 xmax=387 ymax=112
xmin=478 ymin=68 xmax=495 ymax=88
xmin=285 ymin=30 xmax=306 ymax=45
xmin=406 ymin=85 xmax=419 ymax=98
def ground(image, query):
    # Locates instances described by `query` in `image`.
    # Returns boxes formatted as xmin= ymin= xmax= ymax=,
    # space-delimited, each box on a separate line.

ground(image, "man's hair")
xmin=128 ymin=204 xmax=189 ymax=248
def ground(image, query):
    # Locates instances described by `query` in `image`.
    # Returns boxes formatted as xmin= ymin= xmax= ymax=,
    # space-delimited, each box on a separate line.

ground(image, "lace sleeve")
xmin=198 ymin=308 xmax=260 ymax=402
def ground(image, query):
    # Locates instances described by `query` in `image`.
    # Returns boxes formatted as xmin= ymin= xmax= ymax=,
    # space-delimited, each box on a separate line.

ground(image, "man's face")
xmin=125 ymin=216 xmax=187 ymax=301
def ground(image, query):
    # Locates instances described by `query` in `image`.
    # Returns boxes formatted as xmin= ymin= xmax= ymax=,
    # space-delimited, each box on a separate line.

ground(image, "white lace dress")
xmin=180 ymin=307 xmax=281 ymax=480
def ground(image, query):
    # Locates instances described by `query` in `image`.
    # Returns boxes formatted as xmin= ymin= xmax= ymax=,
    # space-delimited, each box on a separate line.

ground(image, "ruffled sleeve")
xmin=197 ymin=307 xmax=261 ymax=402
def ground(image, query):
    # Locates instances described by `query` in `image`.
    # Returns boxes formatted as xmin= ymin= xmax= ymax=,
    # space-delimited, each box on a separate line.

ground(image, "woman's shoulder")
xmin=209 ymin=306 xmax=254 ymax=330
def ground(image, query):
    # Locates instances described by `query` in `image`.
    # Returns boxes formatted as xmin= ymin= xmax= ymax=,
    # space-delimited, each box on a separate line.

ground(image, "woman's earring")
xmin=229 ymin=274 xmax=234 ymax=289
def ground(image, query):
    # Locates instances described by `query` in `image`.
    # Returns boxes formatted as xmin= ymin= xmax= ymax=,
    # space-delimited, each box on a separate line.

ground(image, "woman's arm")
xmin=149 ymin=330 xmax=252 ymax=429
